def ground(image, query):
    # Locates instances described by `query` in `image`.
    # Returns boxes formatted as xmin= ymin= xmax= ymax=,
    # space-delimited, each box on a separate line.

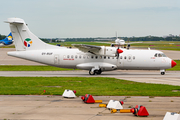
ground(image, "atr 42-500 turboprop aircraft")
xmin=6 ymin=18 xmax=176 ymax=75
xmin=0 ymin=33 xmax=13 ymax=47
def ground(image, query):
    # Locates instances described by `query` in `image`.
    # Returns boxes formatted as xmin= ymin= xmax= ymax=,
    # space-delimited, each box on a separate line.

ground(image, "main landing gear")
xmin=89 ymin=69 xmax=102 ymax=75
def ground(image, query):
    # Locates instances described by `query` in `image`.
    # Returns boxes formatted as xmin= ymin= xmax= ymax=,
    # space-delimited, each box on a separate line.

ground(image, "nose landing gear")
xmin=160 ymin=69 xmax=165 ymax=75
xmin=161 ymin=72 xmax=165 ymax=75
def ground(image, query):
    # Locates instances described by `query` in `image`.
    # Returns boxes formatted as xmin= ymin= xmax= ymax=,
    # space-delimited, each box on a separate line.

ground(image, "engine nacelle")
xmin=76 ymin=62 xmax=117 ymax=71
xmin=97 ymin=46 xmax=117 ymax=57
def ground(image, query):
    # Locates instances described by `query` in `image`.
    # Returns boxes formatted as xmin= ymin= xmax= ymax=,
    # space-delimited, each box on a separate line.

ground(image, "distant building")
xmin=169 ymin=34 xmax=175 ymax=37
xmin=56 ymin=39 xmax=65 ymax=42
xmin=163 ymin=34 xmax=175 ymax=38
xmin=163 ymin=35 xmax=167 ymax=38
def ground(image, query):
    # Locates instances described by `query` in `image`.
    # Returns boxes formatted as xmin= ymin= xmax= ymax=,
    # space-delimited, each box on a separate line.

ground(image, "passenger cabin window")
xmin=133 ymin=56 xmax=135 ymax=60
xmin=71 ymin=55 xmax=73 ymax=58
xmin=124 ymin=56 xmax=126 ymax=59
xmin=95 ymin=56 xmax=98 ymax=59
xmin=79 ymin=55 xmax=81 ymax=59
xmin=83 ymin=55 xmax=86 ymax=59
xmin=67 ymin=55 xmax=70 ymax=58
xmin=120 ymin=56 xmax=122 ymax=59
xmin=75 ymin=55 xmax=77 ymax=59
xmin=91 ymin=55 xmax=94 ymax=59
xmin=104 ymin=56 xmax=106 ymax=59
xmin=100 ymin=56 xmax=102 ymax=59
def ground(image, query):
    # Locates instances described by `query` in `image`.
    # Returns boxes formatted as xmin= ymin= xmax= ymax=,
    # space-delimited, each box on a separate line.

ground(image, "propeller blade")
xmin=116 ymin=48 xmax=123 ymax=59
xmin=116 ymin=52 xmax=119 ymax=59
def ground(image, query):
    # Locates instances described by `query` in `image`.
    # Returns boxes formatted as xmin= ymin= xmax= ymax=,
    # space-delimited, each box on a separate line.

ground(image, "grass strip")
xmin=0 ymin=77 xmax=180 ymax=96
xmin=0 ymin=65 xmax=76 ymax=71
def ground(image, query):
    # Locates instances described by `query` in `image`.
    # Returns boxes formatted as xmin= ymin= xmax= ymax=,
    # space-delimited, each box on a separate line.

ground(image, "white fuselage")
xmin=7 ymin=47 xmax=172 ymax=71
xmin=6 ymin=17 xmax=176 ymax=75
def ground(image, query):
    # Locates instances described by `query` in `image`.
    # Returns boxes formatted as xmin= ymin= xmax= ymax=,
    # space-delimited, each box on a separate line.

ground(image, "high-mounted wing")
xmin=72 ymin=44 xmax=123 ymax=57
xmin=72 ymin=44 xmax=101 ymax=54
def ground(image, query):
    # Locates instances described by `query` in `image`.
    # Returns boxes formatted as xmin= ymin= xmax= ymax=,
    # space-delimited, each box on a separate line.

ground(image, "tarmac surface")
xmin=0 ymin=48 xmax=180 ymax=120
xmin=0 ymin=70 xmax=180 ymax=86
xmin=0 ymin=95 xmax=180 ymax=120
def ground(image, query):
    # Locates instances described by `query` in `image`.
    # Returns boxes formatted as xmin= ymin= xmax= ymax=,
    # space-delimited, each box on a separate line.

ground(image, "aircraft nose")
xmin=171 ymin=60 xmax=177 ymax=68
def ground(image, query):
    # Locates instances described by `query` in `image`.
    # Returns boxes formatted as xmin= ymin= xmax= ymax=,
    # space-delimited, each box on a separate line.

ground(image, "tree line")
xmin=1 ymin=34 xmax=180 ymax=42
xmin=0 ymin=34 xmax=6 ymax=40
xmin=46 ymin=36 xmax=180 ymax=42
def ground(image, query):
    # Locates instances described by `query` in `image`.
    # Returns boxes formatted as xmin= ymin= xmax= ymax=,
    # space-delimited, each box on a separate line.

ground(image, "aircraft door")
xmin=127 ymin=54 xmax=132 ymax=62
xmin=54 ymin=54 xmax=59 ymax=64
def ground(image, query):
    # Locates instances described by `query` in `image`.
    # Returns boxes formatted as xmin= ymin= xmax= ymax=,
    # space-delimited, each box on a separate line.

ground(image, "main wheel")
xmin=89 ymin=70 xmax=95 ymax=75
xmin=95 ymin=69 xmax=102 ymax=75
xmin=161 ymin=72 xmax=165 ymax=75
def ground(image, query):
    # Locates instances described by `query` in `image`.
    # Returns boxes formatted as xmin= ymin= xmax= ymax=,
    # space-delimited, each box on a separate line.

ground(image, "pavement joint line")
xmin=87 ymin=108 xmax=107 ymax=120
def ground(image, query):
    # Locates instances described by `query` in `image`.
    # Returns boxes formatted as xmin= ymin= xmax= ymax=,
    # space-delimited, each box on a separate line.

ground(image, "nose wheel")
xmin=160 ymin=69 xmax=165 ymax=75
xmin=161 ymin=72 xmax=165 ymax=75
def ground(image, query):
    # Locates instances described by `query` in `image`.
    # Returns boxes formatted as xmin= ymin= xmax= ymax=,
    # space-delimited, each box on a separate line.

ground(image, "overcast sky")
xmin=0 ymin=0 xmax=180 ymax=38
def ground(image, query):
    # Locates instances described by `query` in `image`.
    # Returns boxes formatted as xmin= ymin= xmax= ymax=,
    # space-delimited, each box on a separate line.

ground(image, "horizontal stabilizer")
xmin=5 ymin=18 xmax=25 ymax=24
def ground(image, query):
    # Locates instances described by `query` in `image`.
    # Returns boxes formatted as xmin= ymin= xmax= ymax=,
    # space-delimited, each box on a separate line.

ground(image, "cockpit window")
xmin=158 ymin=54 xmax=162 ymax=57
xmin=162 ymin=54 xmax=167 ymax=57
xmin=154 ymin=53 xmax=157 ymax=57
xmin=154 ymin=53 xmax=167 ymax=57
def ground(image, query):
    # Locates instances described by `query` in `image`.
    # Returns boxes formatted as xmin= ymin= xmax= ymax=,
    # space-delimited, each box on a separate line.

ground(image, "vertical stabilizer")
xmin=0 ymin=33 xmax=13 ymax=45
xmin=6 ymin=18 xmax=58 ymax=51
xmin=4 ymin=33 xmax=13 ymax=41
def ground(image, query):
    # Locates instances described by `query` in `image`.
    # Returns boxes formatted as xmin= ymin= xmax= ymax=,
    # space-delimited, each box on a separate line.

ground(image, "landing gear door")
xmin=54 ymin=54 xmax=59 ymax=64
